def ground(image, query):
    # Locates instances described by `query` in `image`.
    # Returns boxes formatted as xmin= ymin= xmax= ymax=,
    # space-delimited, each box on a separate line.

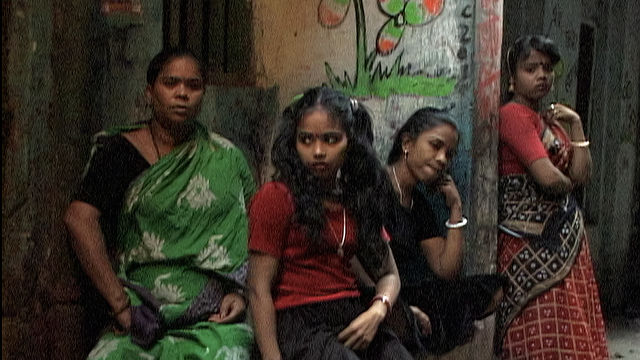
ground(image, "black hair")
xmin=146 ymin=47 xmax=206 ymax=85
xmin=387 ymin=107 xmax=459 ymax=165
xmin=271 ymin=86 xmax=389 ymax=280
xmin=506 ymin=34 xmax=561 ymax=81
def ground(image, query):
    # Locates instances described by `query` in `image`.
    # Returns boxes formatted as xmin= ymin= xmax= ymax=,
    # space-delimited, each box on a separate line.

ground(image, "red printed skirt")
xmin=498 ymin=233 xmax=609 ymax=360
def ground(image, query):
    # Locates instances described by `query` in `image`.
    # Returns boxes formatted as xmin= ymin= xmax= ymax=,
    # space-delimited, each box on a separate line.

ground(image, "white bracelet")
xmin=571 ymin=140 xmax=590 ymax=148
xmin=445 ymin=216 xmax=468 ymax=229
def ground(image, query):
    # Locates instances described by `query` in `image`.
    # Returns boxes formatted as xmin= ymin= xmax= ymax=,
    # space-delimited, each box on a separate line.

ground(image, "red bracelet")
xmin=370 ymin=295 xmax=392 ymax=315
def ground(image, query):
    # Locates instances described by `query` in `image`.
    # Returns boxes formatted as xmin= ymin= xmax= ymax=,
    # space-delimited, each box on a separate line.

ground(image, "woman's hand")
xmin=337 ymin=302 xmax=387 ymax=350
xmin=436 ymin=174 xmax=462 ymax=211
xmin=548 ymin=141 xmax=571 ymax=172
xmin=544 ymin=103 xmax=581 ymax=127
xmin=409 ymin=306 xmax=432 ymax=336
xmin=208 ymin=292 xmax=246 ymax=323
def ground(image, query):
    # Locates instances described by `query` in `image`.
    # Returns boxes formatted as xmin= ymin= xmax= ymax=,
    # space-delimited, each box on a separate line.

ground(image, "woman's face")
xmin=296 ymin=108 xmax=348 ymax=184
xmin=146 ymin=56 xmax=204 ymax=127
xmin=511 ymin=49 xmax=554 ymax=103
xmin=403 ymin=123 xmax=458 ymax=183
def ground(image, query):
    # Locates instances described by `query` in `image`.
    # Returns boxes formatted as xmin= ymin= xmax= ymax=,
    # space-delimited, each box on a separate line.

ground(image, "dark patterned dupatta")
xmin=495 ymin=122 xmax=585 ymax=351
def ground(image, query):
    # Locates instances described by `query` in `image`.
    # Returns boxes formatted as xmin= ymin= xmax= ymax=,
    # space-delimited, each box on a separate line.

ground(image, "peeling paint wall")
xmin=3 ymin=1 xmax=89 ymax=359
xmin=253 ymin=0 xmax=500 ymax=273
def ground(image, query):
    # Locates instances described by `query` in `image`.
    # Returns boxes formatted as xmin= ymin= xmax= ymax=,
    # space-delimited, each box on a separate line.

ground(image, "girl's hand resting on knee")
xmin=338 ymin=301 xmax=387 ymax=350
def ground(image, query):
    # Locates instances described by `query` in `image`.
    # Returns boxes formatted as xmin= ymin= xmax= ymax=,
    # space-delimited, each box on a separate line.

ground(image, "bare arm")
xmin=528 ymin=157 xmax=574 ymax=194
xmin=420 ymin=175 xmax=464 ymax=279
xmin=371 ymin=242 xmax=402 ymax=305
xmin=63 ymin=200 xmax=131 ymax=329
xmin=248 ymin=252 xmax=282 ymax=360
xmin=338 ymin=242 xmax=401 ymax=350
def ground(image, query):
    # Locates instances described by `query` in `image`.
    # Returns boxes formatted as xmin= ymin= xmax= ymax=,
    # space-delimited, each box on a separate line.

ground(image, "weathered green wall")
xmin=3 ymin=1 xmax=89 ymax=358
xmin=1 ymin=1 xmax=277 ymax=359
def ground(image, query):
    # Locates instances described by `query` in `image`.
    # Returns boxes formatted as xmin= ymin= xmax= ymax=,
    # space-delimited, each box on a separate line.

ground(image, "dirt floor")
xmin=607 ymin=316 xmax=640 ymax=360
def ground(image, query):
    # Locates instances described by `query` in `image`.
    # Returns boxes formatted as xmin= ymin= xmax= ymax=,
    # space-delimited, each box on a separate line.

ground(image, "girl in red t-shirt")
xmin=496 ymin=35 xmax=608 ymax=360
xmin=248 ymin=87 xmax=411 ymax=360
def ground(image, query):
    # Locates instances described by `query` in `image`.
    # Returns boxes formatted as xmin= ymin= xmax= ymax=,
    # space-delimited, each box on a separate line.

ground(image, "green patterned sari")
xmin=88 ymin=123 xmax=255 ymax=360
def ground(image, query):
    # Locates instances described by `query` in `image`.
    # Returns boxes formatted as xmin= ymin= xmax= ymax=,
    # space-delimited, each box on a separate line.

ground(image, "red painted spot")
xmin=377 ymin=37 xmax=397 ymax=55
xmin=423 ymin=0 xmax=443 ymax=14
xmin=318 ymin=3 xmax=344 ymax=27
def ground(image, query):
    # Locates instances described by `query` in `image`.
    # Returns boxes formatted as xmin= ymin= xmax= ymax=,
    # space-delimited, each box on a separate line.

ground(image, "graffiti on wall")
xmin=101 ymin=0 xmax=142 ymax=15
xmin=474 ymin=0 xmax=502 ymax=127
xmin=318 ymin=0 xmax=458 ymax=97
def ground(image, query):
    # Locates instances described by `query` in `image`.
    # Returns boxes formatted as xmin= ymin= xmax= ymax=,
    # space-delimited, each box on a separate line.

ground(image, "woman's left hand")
xmin=337 ymin=302 xmax=386 ymax=350
xmin=546 ymin=103 xmax=581 ymax=126
xmin=436 ymin=174 xmax=462 ymax=210
xmin=208 ymin=292 xmax=246 ymax=324
xmin=549 ymin=141 xmax=571 ymax=171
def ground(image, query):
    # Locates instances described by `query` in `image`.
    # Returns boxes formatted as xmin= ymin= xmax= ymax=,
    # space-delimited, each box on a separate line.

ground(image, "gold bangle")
xmin=571 ymin=140 xmax=590 ymax=147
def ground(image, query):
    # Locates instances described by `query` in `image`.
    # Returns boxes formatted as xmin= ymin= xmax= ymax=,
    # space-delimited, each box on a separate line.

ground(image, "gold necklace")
xmin=328 ymin=208 xmax=346 ymax=257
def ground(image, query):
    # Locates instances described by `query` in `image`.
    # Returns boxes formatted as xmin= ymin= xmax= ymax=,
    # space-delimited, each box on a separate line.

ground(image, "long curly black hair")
xmin=271 ymin=86 xmax=390 ymax=280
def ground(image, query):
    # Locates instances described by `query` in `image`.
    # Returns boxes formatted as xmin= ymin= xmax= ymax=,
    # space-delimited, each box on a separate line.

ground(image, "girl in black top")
xmin=384 ymin=107 xmax=506 ymax=355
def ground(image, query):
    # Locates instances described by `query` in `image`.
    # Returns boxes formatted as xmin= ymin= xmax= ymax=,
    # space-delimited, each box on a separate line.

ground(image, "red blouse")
xmin=248 ymin=182 xmax=360 ymax=310
xmin=499 ymin=102 xmax=571 ymax=175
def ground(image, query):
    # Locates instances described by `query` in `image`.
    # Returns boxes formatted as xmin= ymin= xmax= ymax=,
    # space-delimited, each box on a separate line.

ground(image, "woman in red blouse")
xmin=496 ymin=35 xmax=608 ymax=359
xmin=247 ymin=87 xmax=411 ymax=360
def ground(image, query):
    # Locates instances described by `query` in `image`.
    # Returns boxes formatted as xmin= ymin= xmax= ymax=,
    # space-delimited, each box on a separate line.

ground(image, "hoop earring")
xmin=403 ymin=149 xmax=409 ymax=161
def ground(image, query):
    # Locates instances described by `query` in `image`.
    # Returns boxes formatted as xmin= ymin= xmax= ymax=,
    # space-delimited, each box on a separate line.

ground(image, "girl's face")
xmin=296 ymin=108 xmax=348 ymax=184
xmin=403 ymin=123 xmax=458 ymax=183
xmin=511 ymin=49 xmax=554 ymax=105
xmin=146 ymin=56 xmax=204 ymax=127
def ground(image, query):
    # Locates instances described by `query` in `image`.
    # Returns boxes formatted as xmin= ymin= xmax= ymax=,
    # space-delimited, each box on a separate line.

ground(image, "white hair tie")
xmin=350 ymin=98 xmax=359 ymax=112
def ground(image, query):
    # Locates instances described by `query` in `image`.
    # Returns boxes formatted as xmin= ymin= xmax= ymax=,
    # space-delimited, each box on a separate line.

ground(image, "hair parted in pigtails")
xmin=271 ymin=86 xmax=390 ymax=280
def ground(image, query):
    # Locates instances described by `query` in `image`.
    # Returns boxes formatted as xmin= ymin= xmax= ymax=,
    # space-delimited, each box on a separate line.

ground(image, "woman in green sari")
xmin=64 ymin=48 xmax=255 ymax=359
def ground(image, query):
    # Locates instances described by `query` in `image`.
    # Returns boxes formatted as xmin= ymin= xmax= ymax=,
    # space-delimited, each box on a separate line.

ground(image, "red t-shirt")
xmin=248 ymin=182 xmax=360 ymax=310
